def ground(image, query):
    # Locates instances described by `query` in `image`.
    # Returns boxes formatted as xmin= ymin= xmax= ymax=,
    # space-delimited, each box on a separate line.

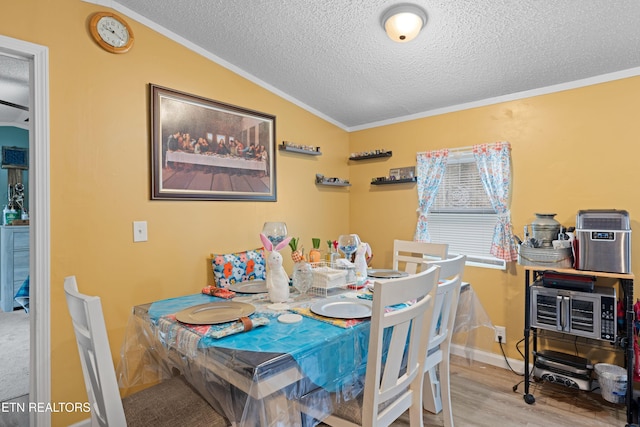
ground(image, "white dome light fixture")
xmin=381 ymin=3 xmax=427 ymax=43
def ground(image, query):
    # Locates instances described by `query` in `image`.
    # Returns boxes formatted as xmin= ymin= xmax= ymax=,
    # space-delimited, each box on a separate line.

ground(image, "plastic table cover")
xmin=116 ymin=283 xmax=493 ymax=427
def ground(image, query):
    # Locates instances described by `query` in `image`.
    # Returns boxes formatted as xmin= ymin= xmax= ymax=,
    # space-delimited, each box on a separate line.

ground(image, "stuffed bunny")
xmin=354 ymin=242 xmax=372 ymax=286
xmin=260 ymin=234 xmax=292 ymax=303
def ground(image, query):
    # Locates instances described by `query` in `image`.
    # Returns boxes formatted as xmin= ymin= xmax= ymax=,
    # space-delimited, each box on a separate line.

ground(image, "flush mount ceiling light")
xmin=381 ymin=4 xmax=427 ymax=43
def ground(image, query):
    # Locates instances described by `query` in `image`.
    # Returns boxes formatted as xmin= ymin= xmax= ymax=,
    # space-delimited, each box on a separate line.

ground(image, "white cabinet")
xmin=0 ymin=226 xmax=29 ymax=312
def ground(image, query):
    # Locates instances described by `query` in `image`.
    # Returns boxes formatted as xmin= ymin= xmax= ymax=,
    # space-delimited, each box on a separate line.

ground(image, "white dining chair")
xmin=422 ymin=254 xmax=466 ymax=427
xmin=63 ymin=276 xmax=228 ymax=427
xmin=321 ymin=264 xmax=440 ymax=427
xmin=392 ymin=239 xmax=449 ymax=274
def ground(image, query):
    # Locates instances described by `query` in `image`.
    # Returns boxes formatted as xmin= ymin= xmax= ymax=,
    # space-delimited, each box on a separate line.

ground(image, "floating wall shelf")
xmin=371 ymin=177 xmax=417 ymax=185
xmin=279 ymin=142 xmax=322 ymax=156
xmin=349 ymin=151 xmax=392 ymax=161
xmin=316 ymin=181 xmax=351 ymax=187
xmin=316 ymin=173 xmax=350 ymax=187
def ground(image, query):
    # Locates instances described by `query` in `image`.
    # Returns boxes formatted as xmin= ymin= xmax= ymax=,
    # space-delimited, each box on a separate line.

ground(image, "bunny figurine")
xmin=354 ymin=242 xmax=372 ymax=286
xmin=260 ymin=233 xmax=292 ymax=303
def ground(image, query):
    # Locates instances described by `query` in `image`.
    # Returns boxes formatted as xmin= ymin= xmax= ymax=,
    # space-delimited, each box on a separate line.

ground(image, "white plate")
xmin=175 ymin=301 xmax=255 ymax=325
xmin=278 ymin=313 xmax=302 ymax=324
xmin=367 ymin=269 xmax=408 ymax=279
xmin=310 ymin=297 xmax=372 ymax=319
xmin=228 ymin=280 xmax=268 ymax=294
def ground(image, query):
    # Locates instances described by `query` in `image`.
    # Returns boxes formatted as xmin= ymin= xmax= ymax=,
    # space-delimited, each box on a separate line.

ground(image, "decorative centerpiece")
xmin=260 ymin=222 xmax=292 ymax=303
xmin=289 ymin=237 xmax=304 ymax=263
xmin=309 ymin=238 xmax=322 ymax=263
xmin=260 ymin=233 xmax=292 ymax=303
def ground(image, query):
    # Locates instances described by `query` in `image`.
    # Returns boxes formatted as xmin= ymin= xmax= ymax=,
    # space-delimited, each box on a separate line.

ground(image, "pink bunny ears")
xmin=260 ymin=233 xmax=292 ymax=252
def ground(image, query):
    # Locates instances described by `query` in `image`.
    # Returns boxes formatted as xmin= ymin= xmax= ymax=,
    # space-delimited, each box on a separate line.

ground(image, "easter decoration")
xmin=354 ymin=241 xmax=372 ymax=287
xmin=260 ymin=233 xmax=292 ymax=303
xmin=309 ymin=238 xmax=322 ymax=263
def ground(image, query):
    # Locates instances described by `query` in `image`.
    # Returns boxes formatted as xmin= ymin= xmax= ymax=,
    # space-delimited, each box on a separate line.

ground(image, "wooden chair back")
xmin=427 ymin=254 xmax=466 ymax=351
xmin=422 ymin=254 xmax=466 ymax=426
xmin=392 ymin=239 xmax=449 ymax=274
xmin=323 ymin=265 xmax=440 ymax=427
xmin=64 ymin=276 xmax=128 ymax=427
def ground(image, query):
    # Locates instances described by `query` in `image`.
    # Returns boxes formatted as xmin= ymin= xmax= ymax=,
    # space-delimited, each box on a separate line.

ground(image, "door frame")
xmin=0 ymin=34 xmax=51 ymax=427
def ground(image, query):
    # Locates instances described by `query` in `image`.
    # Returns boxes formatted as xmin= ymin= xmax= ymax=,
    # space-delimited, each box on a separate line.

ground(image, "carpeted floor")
xmin=0 ymin=308 xmax=29 ymax=402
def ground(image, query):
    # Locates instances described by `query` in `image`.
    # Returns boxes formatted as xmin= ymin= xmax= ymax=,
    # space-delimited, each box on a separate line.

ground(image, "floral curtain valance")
xmin=414 ymin=149 xmax=449 ymax=242
xmin=414 ymin=142 xmax=517 ymax=262
xmin=473 ymin=141 xmax=518 ymax=262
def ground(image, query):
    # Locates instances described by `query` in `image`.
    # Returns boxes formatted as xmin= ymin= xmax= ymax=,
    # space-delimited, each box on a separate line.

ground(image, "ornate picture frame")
xmin=150 ymin=84 xmax=276 ymax=201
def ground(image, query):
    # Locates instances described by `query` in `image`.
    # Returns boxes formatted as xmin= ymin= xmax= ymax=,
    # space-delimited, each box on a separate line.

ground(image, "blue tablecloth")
xmin=118 ymin=285 xmax=491 ymax=426
xmin=147 ymin=293 xmax=370 ymax=392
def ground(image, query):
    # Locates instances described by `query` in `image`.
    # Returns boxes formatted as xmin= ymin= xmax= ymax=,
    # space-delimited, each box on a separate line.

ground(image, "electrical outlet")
xmin=494 ymin=325 xmax=506 ymax=343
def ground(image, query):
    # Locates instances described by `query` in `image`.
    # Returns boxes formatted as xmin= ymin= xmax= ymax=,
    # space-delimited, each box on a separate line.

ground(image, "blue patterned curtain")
xmin=473 ymin=142 xmax=518 ymax=261
xmin=414 ymin=149 xmax=449 ymax=242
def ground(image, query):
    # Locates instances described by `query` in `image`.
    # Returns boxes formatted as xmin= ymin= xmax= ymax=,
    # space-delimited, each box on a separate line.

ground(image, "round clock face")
xmin=90 ymin=12 xmax=134 ymax=53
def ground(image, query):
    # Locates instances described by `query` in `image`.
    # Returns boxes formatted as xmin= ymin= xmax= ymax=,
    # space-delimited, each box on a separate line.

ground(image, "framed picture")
xmin=150 ymin=84 xmax=277 ymax=201
xmin=397 ymin=166 xmax=415 ymax=179
xmin=389 ymin=166 xmax=415 ymax=180
xmin=389 ymin=168 xmax=400 ymax=180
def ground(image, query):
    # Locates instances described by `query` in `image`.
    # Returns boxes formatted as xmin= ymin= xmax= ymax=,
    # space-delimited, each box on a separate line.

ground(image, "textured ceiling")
xmin=0 ymin=54 xmax=29 ymax=126
xmin=4 ymin=1 xmax=640 ymax=130
xmin=107 ymin=0 xmax=640 ymax=129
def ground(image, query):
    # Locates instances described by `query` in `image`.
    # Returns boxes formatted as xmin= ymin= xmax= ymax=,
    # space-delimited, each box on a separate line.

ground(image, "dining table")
xmin=116 ymin=275 xmax=492 ymax=427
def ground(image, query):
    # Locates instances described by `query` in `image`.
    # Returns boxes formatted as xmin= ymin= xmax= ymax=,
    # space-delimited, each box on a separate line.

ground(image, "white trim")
xmin=348 ymin=66 xmax=640 ymax=131
xmin=0 ymin=34 xmax=51 ymax=427
xmin=83 ymin=1 xmax=640 ymax=133
xmin=82 ymin=0 xmax=345 ymax=130
xmin=68 ymin=419 xmax=91 ymax=427
xmin=450 ymin=343 xmax=527 ymax=374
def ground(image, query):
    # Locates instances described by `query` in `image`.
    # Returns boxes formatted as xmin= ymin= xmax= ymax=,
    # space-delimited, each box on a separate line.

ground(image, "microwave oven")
xmin=530 ymin=284 xmax=616 ymax=342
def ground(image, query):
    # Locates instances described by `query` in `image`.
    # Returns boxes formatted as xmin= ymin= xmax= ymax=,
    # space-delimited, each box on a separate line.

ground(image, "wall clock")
xmin=89 ymin=12 xmax=134 ymax=53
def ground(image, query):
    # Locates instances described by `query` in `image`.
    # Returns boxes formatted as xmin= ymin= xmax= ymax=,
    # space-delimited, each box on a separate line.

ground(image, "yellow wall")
xmin=3 ymin=1 xmax=350 ymax=425
xmin=350 ymin=78 xmax=640 ymax=363
xmin=2 ymin=1 xmax=640 ymax=425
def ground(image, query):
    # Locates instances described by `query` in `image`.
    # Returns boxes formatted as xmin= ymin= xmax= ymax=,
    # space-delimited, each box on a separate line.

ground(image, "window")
xmin=428 ymin=152 xmax=506 ymax=269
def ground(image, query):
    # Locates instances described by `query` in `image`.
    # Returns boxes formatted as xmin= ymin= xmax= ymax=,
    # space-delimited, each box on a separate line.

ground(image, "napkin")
xmin=289 ymin=306 xmax=365 ymax=329
xmin=160 ymin=312 xmax=270 ymax=350
xmin=202 ymin=285 xmax=236 ymax=299
xmin=205 ymin=315 xmax=270 ymax=339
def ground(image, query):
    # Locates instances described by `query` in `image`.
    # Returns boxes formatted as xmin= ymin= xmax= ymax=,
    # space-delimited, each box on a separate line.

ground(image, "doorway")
xmin=0 ymin=34 xmax=51 ymax=427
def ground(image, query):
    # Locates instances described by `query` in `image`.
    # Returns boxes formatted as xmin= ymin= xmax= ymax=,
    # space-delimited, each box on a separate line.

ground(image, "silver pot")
xmin=530 ymin=213 xmax=560 ymax=248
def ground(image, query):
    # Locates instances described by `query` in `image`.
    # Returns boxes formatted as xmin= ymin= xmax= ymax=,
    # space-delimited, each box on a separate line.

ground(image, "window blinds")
xmin=428 ymin=152 xmax=505 ymax=269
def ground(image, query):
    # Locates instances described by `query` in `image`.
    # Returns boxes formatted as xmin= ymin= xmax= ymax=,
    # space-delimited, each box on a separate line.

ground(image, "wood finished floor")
xmin=320 ymin=355 xmax=628 ymax=426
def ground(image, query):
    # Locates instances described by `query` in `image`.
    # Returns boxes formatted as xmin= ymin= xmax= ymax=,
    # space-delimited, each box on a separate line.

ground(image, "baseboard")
xmin=450 ymin=343 xmax=529 ymax=374
xmin=67 ymin=418 xmax=90 ymax=427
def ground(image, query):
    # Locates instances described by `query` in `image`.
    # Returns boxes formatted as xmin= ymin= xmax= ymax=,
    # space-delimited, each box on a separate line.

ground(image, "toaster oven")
xmin=530 ymin=284 xmax=617 ymax=342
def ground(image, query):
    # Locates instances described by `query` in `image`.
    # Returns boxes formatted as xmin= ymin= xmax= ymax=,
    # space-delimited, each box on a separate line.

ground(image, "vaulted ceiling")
xmin=3 ymin=1 xmax=640 ymax=130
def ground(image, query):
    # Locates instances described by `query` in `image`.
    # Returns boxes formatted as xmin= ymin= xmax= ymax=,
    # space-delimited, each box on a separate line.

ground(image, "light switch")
xmin=133 ymin=221 xmax=148 ymax=242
